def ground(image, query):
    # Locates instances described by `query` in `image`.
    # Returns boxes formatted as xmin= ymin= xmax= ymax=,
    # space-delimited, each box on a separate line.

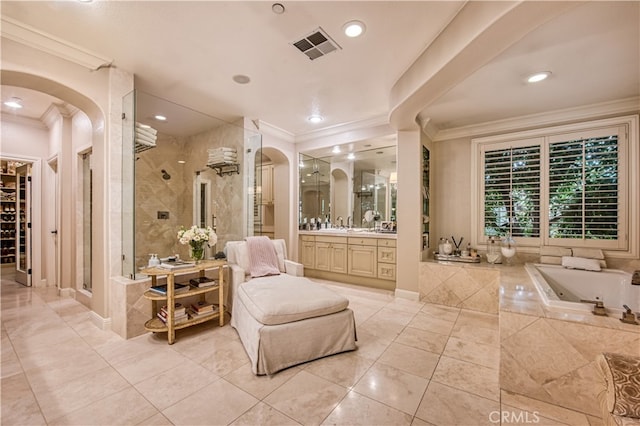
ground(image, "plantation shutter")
xmin=483 ymin=145 xmax=541 ymax=238
xmin=548 ymin=134 xmax=619 ymax=240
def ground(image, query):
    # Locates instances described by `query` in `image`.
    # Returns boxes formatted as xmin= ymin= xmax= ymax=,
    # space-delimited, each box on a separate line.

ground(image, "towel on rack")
xmin=571 ymin=248 xmax=605 ymax=260
xmin=135 ymin=123 xmax=158 ymax=135
xmin=135 ymin=132 xmax=157 ymax=145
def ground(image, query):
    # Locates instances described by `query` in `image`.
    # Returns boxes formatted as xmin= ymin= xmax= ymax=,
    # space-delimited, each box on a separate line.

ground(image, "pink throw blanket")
xmin=246 ymin=236 xmax=281 ymax=278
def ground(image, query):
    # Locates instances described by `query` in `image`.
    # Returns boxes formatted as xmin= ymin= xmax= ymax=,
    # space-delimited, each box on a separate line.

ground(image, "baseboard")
xmin=89 ymin=310 xmax=112 ymax=331
xmin=58 ymin=287 xmax=75 ymax=298
xmin=394 ymin=288 xmax=420 ymax=301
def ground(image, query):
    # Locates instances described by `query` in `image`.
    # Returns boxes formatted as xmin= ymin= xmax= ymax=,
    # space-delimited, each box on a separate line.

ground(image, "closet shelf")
xmin=206 ymin=163 xmax=240 ymax=176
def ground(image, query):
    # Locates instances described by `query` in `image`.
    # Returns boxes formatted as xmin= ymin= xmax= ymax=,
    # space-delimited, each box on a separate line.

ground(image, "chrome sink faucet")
xmin=336 ymin=216 xmax=343 ymax=228
xmin=632 ymin=270 xmax=640 ymax=285
xmin=347 ymin=216 xmax=352 ymax=228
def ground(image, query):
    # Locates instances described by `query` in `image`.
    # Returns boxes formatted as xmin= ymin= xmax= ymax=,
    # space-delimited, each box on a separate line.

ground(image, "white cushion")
xmin=237 ymin=274 xmax=349 ymax=325
xmin=227 ymin=241 xmax=250 ymax=273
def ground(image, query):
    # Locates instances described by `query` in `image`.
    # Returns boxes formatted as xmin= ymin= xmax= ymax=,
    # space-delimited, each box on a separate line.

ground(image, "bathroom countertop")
xmin=299 ymin=230 xmax=397 ymax=239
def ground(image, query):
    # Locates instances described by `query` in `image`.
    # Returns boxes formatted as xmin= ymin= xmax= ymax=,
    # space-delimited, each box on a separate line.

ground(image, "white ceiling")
xmin=1 ymin=1 xmax=638 ymax=146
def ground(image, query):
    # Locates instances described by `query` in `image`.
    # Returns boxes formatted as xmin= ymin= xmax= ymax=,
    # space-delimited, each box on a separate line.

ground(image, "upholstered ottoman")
xmin=595 ymin=353 xmax=640 ymax=426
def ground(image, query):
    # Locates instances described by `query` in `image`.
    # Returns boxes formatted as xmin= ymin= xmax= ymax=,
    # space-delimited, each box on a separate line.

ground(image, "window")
xmin=472 ymin=115 xmax=638 ymax=256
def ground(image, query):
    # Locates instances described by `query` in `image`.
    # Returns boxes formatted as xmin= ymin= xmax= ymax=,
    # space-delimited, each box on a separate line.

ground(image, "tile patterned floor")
xmin=1 ymin=278 xmax=600 ymax=425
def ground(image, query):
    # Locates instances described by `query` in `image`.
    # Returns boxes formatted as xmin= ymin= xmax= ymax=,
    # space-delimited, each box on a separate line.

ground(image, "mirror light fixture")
xmin=343 ymin=20 xmax=366 ymax=38
xmin=389 ymin=172 xmax=398 ymax=184
xmin=347 ymin=153 xmax=355 ymax=160
xmin=526 ymin=71 xmax=551 ymax=83
xmin=332 ymin=146 xmax=341 ymax=154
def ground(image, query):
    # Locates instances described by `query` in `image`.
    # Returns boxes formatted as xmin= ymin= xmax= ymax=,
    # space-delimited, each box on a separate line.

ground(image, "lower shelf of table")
xmin=144 ymin=312 xmax=222 ymax=332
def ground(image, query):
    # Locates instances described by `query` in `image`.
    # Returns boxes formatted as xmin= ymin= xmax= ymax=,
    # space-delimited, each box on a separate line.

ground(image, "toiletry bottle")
xmin=443 ymin=239 xmax=453 ymax=255
xmin=438 ymin=238 xmax=445 ymax=254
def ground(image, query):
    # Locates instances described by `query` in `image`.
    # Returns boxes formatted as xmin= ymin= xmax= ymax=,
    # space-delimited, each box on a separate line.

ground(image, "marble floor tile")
xmin=304 ymin=351 xmax=373 ymax=388
xmin=394 ymin=326 xmax=449 ymax=355
xmin=358 ymin=315 xmax=407 ymax=341
xmin=33 ymin=366 xmax=130 ymax=422
xmin=415 ymin=381 xmax=500 ymax=426
xmin=455 ymin=309 xmax=499 ymax=329
xmin=134 ymin=358 xmax=221 ymax=410
xmin=197 ymin=338 xmax=251 ymax=376
xmin=407 ymin=312 xmax=456 ymax=336
xmin=420 ymin=303 xmax=461 ymax=323
xmin=352 ymin=362 xmax=429 ymax=415
xmin=431 ymin=356 xmax=500 ymax=402
xmin=501 ymin=390 xmax=590 ymax=425
xmin=225 ymin=363 xmax=301 ymax=400
xmin=264 ymin=370 xmax=348 ymax=425
xmin=368 ymin=306 xmax=417 ymax=327
xmin=0 ymin=373 xmax=46 ymax=425
xmin=112 ymin=346 xmax=191 ymax=384
xmin=230 ymin=401 xmax=300 ymax=426
xmin=162 ymin=378 xmax=258 ymax=425
xmin=0 ymin=333 xmax=23 ymax=379
xmin=377 ymin=342 xmax=440 ymax=379
xmin=136 ymin=412 xmax=174 ymax=425
xmin=48 ymin=386 xmax=158 ymax=425
xmin=384 ymin=297 xmax=425 ymax=315
xmin=442 ymin=336 xmax=500 ymax=369
xmin=25 ymin=350 xmax=110 ymax=393
xmin=352 ymin=329 xmax=393 ymax=360
xmin=450 ymin=320 xmax=500 ymax=347
xmin=322 ymin=390 xmax=413 ymax=426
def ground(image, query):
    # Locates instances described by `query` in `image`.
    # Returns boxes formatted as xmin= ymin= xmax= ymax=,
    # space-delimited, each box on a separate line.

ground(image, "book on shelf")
xmin=160 ymin=302 xmax=187 ymax=316
xmin=148 ymin=283 xmax=190 ymax=295
xmin=157 ymin=311 xmax=189 ymax=325
xmin=190 ymin=301 xmax=216 ymax=313
xmin=189 ymin=277 xmax=218 ymax=288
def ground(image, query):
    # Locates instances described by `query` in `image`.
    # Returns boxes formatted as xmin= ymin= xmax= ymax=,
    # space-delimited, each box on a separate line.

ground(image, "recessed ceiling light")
xmin=271 ymin=3 xmax=285 ymax=14
xmin=332 ymin=146 xmax=341 ymax=154
xmin=154 ymin=115 xmax=167 ymax=121
xmin=232 ymin=74 xmax=251 ymax=84
xmin=343 ymin=20 xmax=366 ymax=38
xmin=308 ymin=115 xmax=324 ymax=123
xmin=177 ymin=160 xmax=186 ymax=164
xmin=4 ymin=97 xmax=23 ymax=109
xmin=527 ymin=71 xmax=551 ymax=83
xmin=347 ymin=153 xmax=355 ymax=160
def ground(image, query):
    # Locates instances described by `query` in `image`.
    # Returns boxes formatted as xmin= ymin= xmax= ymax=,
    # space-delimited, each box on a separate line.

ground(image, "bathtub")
xmin=525 ymin=263 xmax=639 ymax=315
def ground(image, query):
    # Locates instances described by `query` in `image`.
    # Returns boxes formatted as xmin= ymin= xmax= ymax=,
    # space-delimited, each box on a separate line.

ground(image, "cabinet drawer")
xmin=377 ymin=238 xmax=396 ymax=248
xmin=315 ymin=235 xmax=347 ymax=244
xmin=347 ymin=237 xmax=377 ymax=246
xmin=300 ymin=235 xmax=315 ymax=242
xmin=377 ymin=263 xmax=396 ymax=281
xmin=377 ymin=247 xmax=396 ymax=264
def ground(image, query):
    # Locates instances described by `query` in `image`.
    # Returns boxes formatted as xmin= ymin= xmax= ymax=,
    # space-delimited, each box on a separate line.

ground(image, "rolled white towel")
xmin=135 ymin=133 xmax=157 ymax=145
xmin=562 ymin=256 xmax=601 ymax=272
xmin=208 ymin=147 xmax=236 ymax=154
xmin=135 ymin=138 xmax=156 ymax=147
xmin=208 ymin=155 xmax=237 ymax=163
xmin=208 ymin=153 xmax=237 ymax=159
xmin=135 ymin=123 xmax=158 ymax=135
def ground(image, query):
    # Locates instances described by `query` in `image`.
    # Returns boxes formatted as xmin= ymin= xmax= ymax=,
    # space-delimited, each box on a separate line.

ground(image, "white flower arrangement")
xmin=177 ymin=225 xmax=217 ymax=247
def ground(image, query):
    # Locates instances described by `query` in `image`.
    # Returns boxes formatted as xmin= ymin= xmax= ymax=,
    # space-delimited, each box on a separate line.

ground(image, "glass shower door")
xmin=15 ymin=163 xmax=31 ymax=286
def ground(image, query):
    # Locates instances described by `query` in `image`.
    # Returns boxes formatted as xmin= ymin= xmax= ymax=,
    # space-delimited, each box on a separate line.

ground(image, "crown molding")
xmin=1 ymin=17 xmax=112 ymax=71
xmin=294 ymin=114 xmax=392 ymax=144
xmin=433 ymin=97 xmax=640 ymax=142
xmin=257 ymin=120 xmax=295 ymax=143
xmin=0 ymin=113 xmax=48 ymax=130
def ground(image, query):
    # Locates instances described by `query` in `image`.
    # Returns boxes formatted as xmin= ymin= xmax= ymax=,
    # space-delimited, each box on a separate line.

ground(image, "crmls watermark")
xmin=489 ymin=410 xmax=540 ymax=424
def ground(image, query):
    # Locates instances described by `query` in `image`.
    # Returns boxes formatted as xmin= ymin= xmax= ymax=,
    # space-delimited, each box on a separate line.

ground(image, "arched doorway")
xmin=255 ymin=147 xmax=290 ymax=250
xmin=1 ymin=70 xmax=107 ymax=315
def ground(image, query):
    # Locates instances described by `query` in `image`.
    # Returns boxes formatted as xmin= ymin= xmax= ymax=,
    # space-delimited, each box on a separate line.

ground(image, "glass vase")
xmin=190 ymin=244 xmax=205 ymax=264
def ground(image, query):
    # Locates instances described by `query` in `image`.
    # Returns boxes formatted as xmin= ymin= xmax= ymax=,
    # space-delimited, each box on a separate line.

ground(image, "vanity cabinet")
xmin=299 ymin=233 xmax=396 ymax=290
xmin=377 ymin=239 xmax=396 ymax=281
xmin=347 ymin=237 xmax=377 ymax=278
xmin=299 ymin=235 xmax=316 ymax=269
xmin=315 ymin=236 xmax=347 ymax=274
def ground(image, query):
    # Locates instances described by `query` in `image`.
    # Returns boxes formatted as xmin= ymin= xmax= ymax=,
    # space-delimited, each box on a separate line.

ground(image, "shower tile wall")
xmin=135 ymin=123 xmax=246 ymax=269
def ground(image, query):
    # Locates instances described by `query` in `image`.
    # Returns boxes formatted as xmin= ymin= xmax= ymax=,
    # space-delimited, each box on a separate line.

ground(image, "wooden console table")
xmin=141 ymin=259 xmax=226 ymax=344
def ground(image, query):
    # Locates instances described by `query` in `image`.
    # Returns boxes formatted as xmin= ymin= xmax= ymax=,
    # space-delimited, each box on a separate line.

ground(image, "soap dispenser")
xmin=148 ymin=254 xmax=160 ymax=268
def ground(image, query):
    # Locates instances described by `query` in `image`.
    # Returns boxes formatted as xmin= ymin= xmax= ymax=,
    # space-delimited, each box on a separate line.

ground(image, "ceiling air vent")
xmin=292 ymin=27 xmax=341 ymax=61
